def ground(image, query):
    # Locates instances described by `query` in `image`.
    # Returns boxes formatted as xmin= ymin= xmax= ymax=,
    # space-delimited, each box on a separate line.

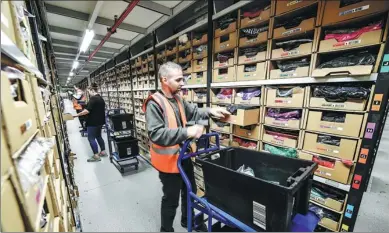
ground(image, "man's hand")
xmin=187 ymin=125 xmax=204 ymax=139
xmin=209 ymin=107 xmax=230 ymax=119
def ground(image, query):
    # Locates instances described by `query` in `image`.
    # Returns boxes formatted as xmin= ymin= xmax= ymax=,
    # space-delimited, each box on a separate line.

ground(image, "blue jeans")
xmin=87 ymin=126 xmax=105 ymax=154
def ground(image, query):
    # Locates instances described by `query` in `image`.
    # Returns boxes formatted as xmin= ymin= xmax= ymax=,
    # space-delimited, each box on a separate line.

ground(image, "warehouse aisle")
xmin=63 ymin=100 xmax=186 ymax=232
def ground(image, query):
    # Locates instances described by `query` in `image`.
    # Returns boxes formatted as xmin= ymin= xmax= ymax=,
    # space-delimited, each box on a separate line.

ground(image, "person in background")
xmin=142 ymin=62 xmax=230 ymax=232
xmin=74 ymin=83 xmax=107 ymax=162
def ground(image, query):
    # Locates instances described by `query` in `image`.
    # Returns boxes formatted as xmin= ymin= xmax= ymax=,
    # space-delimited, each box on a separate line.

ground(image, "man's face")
xmin=162 ymin=68 xmax=184 ymax=94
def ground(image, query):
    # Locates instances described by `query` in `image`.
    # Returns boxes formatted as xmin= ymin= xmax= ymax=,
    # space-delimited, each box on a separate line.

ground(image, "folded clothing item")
xmin=217 ymin=52 xmax=235 ymax=63
xmin=275 ymin=39 xmax=313 ymax=51
xmin=269 ymin=86 xmax=302 ymax=98
xmin=276 ymin=57 xmax=310 ymax=72
xmin=264 ymin=143 xmax=297 ymax=158
xmin=182 ymin=62 xmax=190 ymax=70
xmin=321 ymin=111 xmax=346 ymax=123
xmin=194 ymin=88 xmax=207 ymax=98
xmin=311 ymin=183 xmax=346 ymax=202
xmin=193 ymin=32 xmax=206 ymax=40
xmin=244 ymin=64 xmax=257 ymax=72
xmin=241 ymin=5 xmax=270 ymax=18
xmin=217 ymin=14 xmax=236 ymax=29
xmin=266 ymin=108 xmax=301 ymax=120
xmin=240 ymin=25 xmax=269 ymax=38
xmin=317 ymin=50 xmax=376 ymax=68
xmin=226 ymin=104 xmax=258 ymax=114
xmin=195 ymin=45 xmax=207 ymax=54
xmin=312 ymin=155 xmax=335 ymax=169
xmin=317 ymin=135 xmax=340 ymax=146
xmin=275 ymin=11 xmax=315 ymax=29
xmin=236 ymin=87 xmax=261 ymax=100
xmin=216 ymin=88 xmax=233 ymax=99
xmin=309 ymin=203 xmax=339 ymax=222
xmin=325 ymin=21 xmax=382 ymax=42
xmin=213 ymin=120 xmax=230 ymax=128
xmin=239 ymin=45 xmax=267 ymax=57
xmin=180 ymin=49 xmax=191 ymax=58
xmin=265 ymin=126 xmax=299 ymax=140
xmin=233 ymin=137 xmax=257 ymax=149
xmin=312 ymin=85 xmax=370 ymax=102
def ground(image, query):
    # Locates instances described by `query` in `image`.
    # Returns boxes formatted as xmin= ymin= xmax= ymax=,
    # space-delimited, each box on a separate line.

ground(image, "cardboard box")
xmin=231 ymin=136 xmax=258 ymax=150
xmin=1 ymin=1 xmax=17 ymax=46
xmin=221 ymin=108 xmax=260 ymax=126
xmin=1 ymin=72 xmax=38 ymax=154
xmin=275 ymin=0 xmax=318 ymax=16
xmin=210 ymin=120 xmax=232 ymax=133
xmin=179 ymin=41 xmax=191 ymax=51
xmin=310 ymin=193 xmax=346 ymax=213
xmin=28 ymin=76 xmax=47 ymax=127
xmin=265 ymin=86 xmax=305 ymax=108
xmin=182 ymin=63 xmax=192 ymax=74
xmin=215 ymin=21 xmax=237 ymax=38
xmin=238 ymin=49 xmax=267 ymax=65
xmin=188 ymin=72 xmax=206 ymax=85
xmin=211 ymin=88 xmax=234 ymax=104
xmin=269 ymin=65 xmax=310 ymax=79
xmin=307 ymin=85 xmax=373 ymax=111
xmin=210 ymin=131 xmax=230 ymax=146
xmin=179 ymin=51 xmax=192 ymax=63
xmin=263 ymin=108 xmax=302 ymax=129
xmin=212 ymin=66 xmax=236 ymax=83
xmin=233 ymin=124 xmax=261 ymax=140
xmin=1 ymin=178 xmax=26 ymax=232
xmin=193 ymin=33 xmax=208 ymax=46
xmin=236 ymin=62 xmax=267 ymax=81
xmin=234 ymin=88 xmax=262 ymax=105
xmin=193 ymin=58 xmax=208 ymax=72
xmin=1 ymin=129 xmax=12 ymax=176
xmin=166 ymin=45 xmax=178 ymax=56
xmin=271 ymin=41 xmax=313 ymax=59
xmin=273 ymin=17 xmax=316 ymax=39
xmin=193 ymin=47 xmax=207 ymax=60
xmin=303 ymin=132 xmax=359 ymax=160
xmin=319 ymin=217 xmax=340 ymax=232
xmin=298 ymin=151 xmax=353 ymax=184
xmin=214 ymin=32 xmax=238 ymax=53
xmin=262 ymin=126 xmax=300 ymax=148
xmin=182 ymin=89 xmax=192 ymax=102
xmin=62 ymin=113 xmax=74 ymax=121
xmin=193 ymin=90 xmax=207 ymax=103
xmin=214 ymin=49 xmax=237 ymax=68
xmin=239 ymin=30 xmax=268 ymax=48
xmin=318 ymin=29 xmax=383 ymax=53
xmin=240 ymin=6 xmax=271 ymax=28
xmin=322 ymin=1 xmax=389 ymax=26
xmin=305 ymin=110 xmax=365 ymax=137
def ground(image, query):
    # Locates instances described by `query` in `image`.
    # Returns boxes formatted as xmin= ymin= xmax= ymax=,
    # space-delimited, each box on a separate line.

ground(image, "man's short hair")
xmin=158 ymin=62 xmax=182 ymax=80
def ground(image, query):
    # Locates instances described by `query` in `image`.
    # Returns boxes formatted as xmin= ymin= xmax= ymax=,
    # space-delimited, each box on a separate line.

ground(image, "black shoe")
xmin=181 ymin=221 xmax=208 ymax=232
xmin=160 ymin=227 xmax=174 ymax=232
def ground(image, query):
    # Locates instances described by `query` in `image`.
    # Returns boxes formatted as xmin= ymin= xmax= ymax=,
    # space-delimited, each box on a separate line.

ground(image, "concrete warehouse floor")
xmin=64 ymin=99 xmax=388 ymax=232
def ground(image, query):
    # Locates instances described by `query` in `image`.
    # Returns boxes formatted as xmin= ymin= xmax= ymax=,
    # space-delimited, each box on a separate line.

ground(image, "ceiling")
xmin=44 ymin=0 xmax=191 ymax=86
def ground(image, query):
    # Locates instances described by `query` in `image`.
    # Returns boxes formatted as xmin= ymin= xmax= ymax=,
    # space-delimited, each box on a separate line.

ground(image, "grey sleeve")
xmin=146 ymin=100 xmax=188 ymax=146
xmin=183 ymin=100 xmax=210 ymax=122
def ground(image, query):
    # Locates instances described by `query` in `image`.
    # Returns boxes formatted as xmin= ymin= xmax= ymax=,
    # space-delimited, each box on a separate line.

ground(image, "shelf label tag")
xmin=340 ymin=5 xmax=370 ymax=16
xmin=359 ymin=148 xmax=369 ymax=164
xmin=345 ymin=204 xmax=354 ymax=218
xmin=341 ymin=224 xmax=350 ymax=232
xmin=364 ymin=123 xmax=376 ymax=139
xmin=371 ymin=94 xmax=383 ymax=111
xmin=352 ymin=174 xmax=362 ymax=190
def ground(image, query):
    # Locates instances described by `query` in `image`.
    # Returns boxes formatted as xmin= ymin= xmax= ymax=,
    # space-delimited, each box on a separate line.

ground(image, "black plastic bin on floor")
xmin=108 ymin=113 xmax=134 ymax=131
xmin=197 ymin=147 xmax=317 ymax=232
xmin=113 ymin=136 xmax=139 ymax=159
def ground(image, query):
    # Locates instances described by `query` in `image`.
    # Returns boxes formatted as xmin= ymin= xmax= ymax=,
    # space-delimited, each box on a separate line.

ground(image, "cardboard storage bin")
xmin=213 ymin=66 xmax=236 ymax=83
xmin=310 ymin=183 xmax=347 ymax=213
xmin=1 ymin=178 xmax=26 ymax=232
xmin=238 ymin=46 xmax=267 ymax=65
xmin=193 ymin=33 xmax=208 ymax=46
xmin=262 ymin=125 xmax=300 ymax=148
xmin=233 ymin=124 xmax=261 ymax=141
xmin=214 ymin=32 xmax=238 ymax=53
xmin=193 ymin=58 xmax=207 ymax=72
xmin=211 ymin=88 xmax=234 ymax=104
xmin=305 ymin=110 xmax=366 ymax=137
xmin=210 ymin=131 xmax=230 ymax=147
xmin=239 ymin=30 xmax=268 ymax=48
xmin=179 ymin=41 xmax=191 ymax=51
xmin=263 ymin=108 xmax=302 ymax=129
xmin=188 ymin=72 xmax=206 ymax=85
xmin=28 ymin=76 xmax=47 ymax=127
xmin=321 ymin=1 xmax=389 ymax=26
xmin=221 ymin=108 xmax=260 ymax=126
xmin=166 ymin=44 xmax=178 ymax=56
xmin=265 ymin=86 xmax=306 ymax=108
xmin=298 ymin=151 xmax=353 ymax=185
xmin=214 ymin=49 xmax=237 ymax=68
xmin=182 ymin=89 xmax=193 ymax=102
xmin=234 ymin=87 xmax=262 ymax=105
xmin=275 ymin=0 xmax=318 ymax=16
xmin=215 ymin=21 xmax=237 ymax=38
xmin=236 ymin=62 xmax=267 ymax=81
xmin=307 ymin=85 xmax=373 ymax=111
xmin=193 ymin=46 xmax=207 ymax=60
xmin=273 ymin=17 xmax=316 ymax=40
xmin=1 ymin=72 xmax=38 ymax=154
xmin=210 ymin=120 xmax=232 ymax=133
xmin=193 ymin=89 xmax=207 ymax=103
xmin=319 ymin=216 xmax=340 ymax=232
xmin=271 ymin=41 xmax=313 ymax=59
xmin=302 ymin=132 xmax=360 ymax=161
xmin=240 ymin=5 xmax=271 ymax=28
xmin=268 ymin=61 xmax=310 ymax=79
xmin=178 ymin=50 xmax=192 ymax=63
xmin=182 ymin=62 xmax=192 ymax=74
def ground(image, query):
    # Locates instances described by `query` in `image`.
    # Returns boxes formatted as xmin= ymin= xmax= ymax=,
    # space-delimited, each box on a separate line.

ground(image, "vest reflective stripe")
xmin=142 ymin=92 xmax=187 ymax=173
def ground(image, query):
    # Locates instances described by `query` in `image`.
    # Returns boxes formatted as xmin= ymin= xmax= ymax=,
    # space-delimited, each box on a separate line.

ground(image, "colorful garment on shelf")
xmin=233 ymin=137 xmax=257 ymax=149
xmin=312 ymin=85 xmax=370 ymax=102
xmin=275 ymin=39 xmax=313 ymax=51
xmin=226 ymin=104 xmax=258 ymax=115
xmin=264 ymin=144 xmax=297 ymax=158
xmin=309 ymin=203 xmax=339 ymax=221
xmin=265 ymin=127 xmax=299 ymax=140
xmin=317 ymin=135 xmax=340 ymax=146
xmin=276 ymin=57 xmax=310 ymax=72
xmin=317 ymin=50 xmax=376 ymax=68
xmin=216 ymin=52 xmax=234 ymax=63
xmin=266 ymin=108 xmax=301 ymax=121
xmin=311 ymin=184 xmax=345 ymax=202
xmin=216 ymin=88 xmax=233 ymax=99
xmin=240 ymin=25 xmax=269 ymax=38
xmin=324 ymin=21 xmax=382 ymax=42
xmin=236 ymin=87 xmax=261 ymax=100
xmin=241 ymin=5 xmax=270 ymax=18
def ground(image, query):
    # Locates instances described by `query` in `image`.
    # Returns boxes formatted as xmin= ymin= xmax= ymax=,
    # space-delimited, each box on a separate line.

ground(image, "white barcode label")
xmin=122 ymin=121 xmax=127 ymax=129
xmin=127 ymin=148 xmax=132 ymax=155
xmin=253 ymin=201 xmax=266 ymax=230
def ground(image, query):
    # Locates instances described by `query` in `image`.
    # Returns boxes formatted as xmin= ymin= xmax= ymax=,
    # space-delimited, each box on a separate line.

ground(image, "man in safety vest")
xmin=142 ymin=62 xmax=230 ymax=232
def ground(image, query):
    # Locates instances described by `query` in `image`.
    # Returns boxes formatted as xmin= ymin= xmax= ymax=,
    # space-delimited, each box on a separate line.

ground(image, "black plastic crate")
xmin=197 ymin=147 xmax=317 ymax=231
xmin=113 ymin=136 xmax=139 ymax=159
xmin=108 ymin=113 xmax=134 ymax=131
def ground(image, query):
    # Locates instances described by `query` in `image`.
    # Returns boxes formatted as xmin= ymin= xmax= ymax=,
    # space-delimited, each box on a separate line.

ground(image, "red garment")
xmin=243 ymin=9 xmax=263 ymax=19
xmin=324 ymin=21 xmax=382 ymax=42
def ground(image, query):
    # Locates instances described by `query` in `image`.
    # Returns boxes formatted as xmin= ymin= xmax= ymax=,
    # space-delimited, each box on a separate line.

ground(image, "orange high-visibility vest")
xmin=142 ymin=92 xmax=187 ymax=173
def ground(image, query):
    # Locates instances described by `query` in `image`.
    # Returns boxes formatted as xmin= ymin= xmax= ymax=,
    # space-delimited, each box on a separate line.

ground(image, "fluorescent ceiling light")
xmin=69 ymin=72 xmax=74 ymax=76
xmin=72 ymin=60 xmax=79 ymax=70
xmin=80 ymin=29 xmax=95 ymax=53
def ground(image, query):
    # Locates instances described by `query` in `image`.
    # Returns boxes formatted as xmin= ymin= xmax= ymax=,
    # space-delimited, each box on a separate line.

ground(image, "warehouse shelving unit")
xmin=83 ymin=0 xmax=389 ymax=232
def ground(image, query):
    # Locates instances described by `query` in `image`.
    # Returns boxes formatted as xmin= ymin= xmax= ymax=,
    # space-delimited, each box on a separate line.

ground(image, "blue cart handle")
xmin=179 ymin=132 xmax=221 ymax=161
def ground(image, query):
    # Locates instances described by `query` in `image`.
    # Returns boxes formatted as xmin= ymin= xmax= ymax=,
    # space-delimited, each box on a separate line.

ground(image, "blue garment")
xmin=87 ymin=126 xmax=105 ymax=154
